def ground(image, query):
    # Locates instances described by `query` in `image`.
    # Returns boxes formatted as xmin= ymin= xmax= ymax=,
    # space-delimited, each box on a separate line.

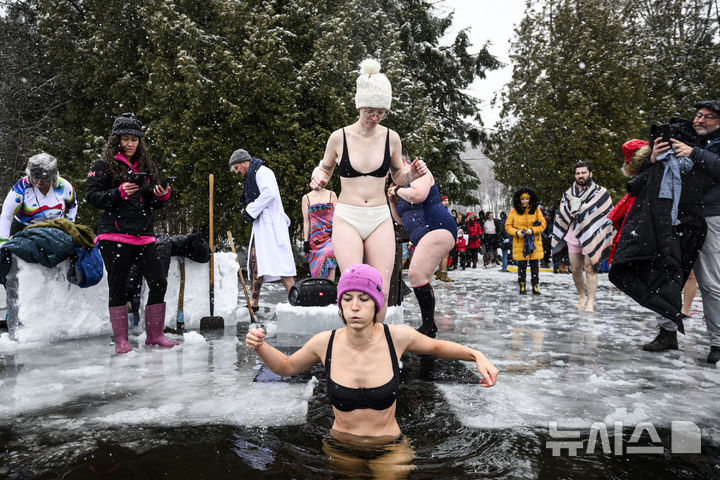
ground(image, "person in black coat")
xmin=87 ymin=113 xmax=178 ymax=354
xmin=609 ymin=118 xmax=710 ymax=353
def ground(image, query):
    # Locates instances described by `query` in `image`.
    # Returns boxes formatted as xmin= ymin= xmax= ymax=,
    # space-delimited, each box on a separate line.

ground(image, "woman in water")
xmin=245 ymin=264 xmax=497 ymax=453
xmin=309 ymin=59 xmax=427 ymax=321
xmin=387 ymin=154 xmax=457 ymax=337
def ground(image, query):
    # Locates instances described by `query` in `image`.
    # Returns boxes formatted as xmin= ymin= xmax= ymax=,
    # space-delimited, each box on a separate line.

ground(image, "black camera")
xmin=650 ymin=118 xmax=699 ymax=147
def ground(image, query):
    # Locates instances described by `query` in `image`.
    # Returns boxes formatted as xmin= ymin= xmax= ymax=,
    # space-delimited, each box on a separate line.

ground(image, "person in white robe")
xmin=230 ymin=149 xmax=296 ymax=311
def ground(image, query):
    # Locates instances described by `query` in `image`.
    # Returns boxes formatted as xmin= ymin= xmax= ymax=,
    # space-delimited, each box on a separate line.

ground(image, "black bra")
xmin=325 ymin=324 xmax=401 ymax=412
xmin=337 ymin=128 xmax=391 ymax=178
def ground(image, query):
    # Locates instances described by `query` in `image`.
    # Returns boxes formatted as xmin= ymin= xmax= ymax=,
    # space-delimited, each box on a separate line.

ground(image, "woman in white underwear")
xmin=310 ymin=59 xmax=427 ymax=321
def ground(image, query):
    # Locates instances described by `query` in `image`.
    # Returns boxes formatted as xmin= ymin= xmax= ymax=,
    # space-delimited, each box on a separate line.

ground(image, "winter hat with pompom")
xmin=26 ymin=153 xmax=59 ymax=186
xmin=355 ymin=59 xmax=392 ymax=110
xmin=336 ymin=264 xmax=385 ymax=313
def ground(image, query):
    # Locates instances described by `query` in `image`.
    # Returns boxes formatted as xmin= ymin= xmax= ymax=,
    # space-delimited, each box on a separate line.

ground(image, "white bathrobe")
xmin=244 ymin=166 xmax=296 ymax=281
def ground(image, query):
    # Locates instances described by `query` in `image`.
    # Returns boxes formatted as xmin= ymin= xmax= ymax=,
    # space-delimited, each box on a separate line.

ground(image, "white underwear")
xmin=334 ymin=203 xmax=391 ymax=240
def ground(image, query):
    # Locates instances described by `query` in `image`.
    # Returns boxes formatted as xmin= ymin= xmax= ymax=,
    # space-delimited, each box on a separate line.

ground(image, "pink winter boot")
xmin=109 ymin=305 xmax=132 ymax=354
xmin=144 ymin=303 xmax=179 ymax=348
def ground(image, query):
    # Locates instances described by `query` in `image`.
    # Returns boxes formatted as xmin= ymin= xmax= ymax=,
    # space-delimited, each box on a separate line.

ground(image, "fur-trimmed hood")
xmin=512 ymin=187 xmax=539 ymax=214
xmin=622 ymin=144 xmax=651 ymax=178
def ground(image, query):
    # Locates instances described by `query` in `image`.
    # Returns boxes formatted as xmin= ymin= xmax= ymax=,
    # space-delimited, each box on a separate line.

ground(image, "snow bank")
xmin=5 ymin=252 xmax=239 ymax=343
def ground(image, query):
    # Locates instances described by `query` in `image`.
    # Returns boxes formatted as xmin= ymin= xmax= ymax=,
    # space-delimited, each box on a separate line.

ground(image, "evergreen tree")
xmin=1 ymin=0 xmax=500 ymax=244
xmin=491 ymin=0 xmax=720 ymax=205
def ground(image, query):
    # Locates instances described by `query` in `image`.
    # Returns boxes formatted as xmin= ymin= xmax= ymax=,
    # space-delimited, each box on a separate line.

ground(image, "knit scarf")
xmin=239 ymin=157 xmax=264 ymax=207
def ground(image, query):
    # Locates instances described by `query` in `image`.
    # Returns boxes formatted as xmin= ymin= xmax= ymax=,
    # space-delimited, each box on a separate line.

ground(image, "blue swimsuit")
xmin=396 ymin=183 xmax=457 ymax=246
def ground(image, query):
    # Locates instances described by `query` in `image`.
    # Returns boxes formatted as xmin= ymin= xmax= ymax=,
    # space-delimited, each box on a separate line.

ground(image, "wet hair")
xmin=102 ymin=134 xmax=158 ymax=184
xmin=573 ymin=161 xmax=593 ymax=173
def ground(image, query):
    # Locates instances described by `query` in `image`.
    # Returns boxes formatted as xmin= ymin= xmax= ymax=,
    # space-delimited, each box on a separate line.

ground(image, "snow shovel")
xmin=226 ymin=231 xmax=260 ymax=328
xmin=200 ymin=174 xmax=224 ymax=330
xmin=163 ymin=258 xmax=186 ymax=334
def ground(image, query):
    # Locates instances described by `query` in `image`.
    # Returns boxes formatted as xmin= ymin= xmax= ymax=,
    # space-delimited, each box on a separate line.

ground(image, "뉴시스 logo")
xmin=546 ymin=421 xmax=701 ymax=456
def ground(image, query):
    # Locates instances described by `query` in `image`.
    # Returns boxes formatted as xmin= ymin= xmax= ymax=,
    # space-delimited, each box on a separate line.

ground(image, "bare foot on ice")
xmin=584 ymin=300 xmax=595 ymax=313
xmin=577 ymin=296 xmax=587 ymax=309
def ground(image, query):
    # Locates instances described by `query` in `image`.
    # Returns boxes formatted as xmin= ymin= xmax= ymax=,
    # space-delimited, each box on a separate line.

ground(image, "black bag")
xmin=288 ymin=278 xmax=337 ymax=306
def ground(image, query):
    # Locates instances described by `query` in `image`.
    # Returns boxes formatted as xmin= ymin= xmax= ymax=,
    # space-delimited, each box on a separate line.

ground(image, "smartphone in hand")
xmin=130 ymin=172 xmax=148 ymax=184
xmin=161 ymin=176 xmax=177 ymax=188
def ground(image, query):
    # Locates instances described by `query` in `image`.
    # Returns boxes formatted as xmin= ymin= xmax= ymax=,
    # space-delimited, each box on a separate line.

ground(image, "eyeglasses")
xmin=695 ymin=112 xmax=719 ymax=121
xmin=362 ymin=108 xmax=388 ymax=120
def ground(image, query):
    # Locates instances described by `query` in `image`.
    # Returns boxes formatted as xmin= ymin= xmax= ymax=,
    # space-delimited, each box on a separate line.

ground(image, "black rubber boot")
xmin=519 ymin=282 xmax=526 ymax=295
xmin=642 ymin=329 xmax=678 ymax=352
xmin=413 ymin=283 xmax=437 ymax=338
xmin=532 ymin=284 xmax=540 ymax=295
xmin=708 ymin=346 xmax=720 ymax=364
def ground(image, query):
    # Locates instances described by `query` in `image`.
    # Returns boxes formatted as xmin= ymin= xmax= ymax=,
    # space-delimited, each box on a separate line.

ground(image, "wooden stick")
xmin=208 ymin=174 xmax=215 ymax=316
xmin=227 ymin=231 xmax=255 ymax=323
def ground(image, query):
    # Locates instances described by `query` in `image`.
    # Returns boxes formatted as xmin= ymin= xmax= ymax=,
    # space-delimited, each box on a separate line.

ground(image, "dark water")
xmin=1 ymin=354 xmax=718 ymax=480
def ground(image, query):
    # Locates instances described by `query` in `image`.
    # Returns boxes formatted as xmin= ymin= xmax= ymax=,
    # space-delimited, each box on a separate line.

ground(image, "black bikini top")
xmin=337 ymin=128 xmax=391 ymax=178
xmin=324 ymin=324 xmax=401 ymax=412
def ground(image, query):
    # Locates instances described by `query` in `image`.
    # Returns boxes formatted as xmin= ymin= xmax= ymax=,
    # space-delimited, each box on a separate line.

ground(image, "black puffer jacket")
xmin=86 ymin=158 xmax=168 ymax=236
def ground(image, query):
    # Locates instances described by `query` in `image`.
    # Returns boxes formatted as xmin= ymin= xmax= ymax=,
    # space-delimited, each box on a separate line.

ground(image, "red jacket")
xmin=466 ymin=220 xmax=482 ymax=249
xmin=456 ymin=237 xmax=467 ymax=252
xmin=606 ymin=193 xmax=635 ymax=265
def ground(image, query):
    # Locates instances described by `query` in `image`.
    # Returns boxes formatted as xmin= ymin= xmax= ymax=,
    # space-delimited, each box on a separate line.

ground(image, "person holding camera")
xmin=87 ymin=113 xmax=177 ymax=354
xmin=550 ymin=162 xmax=614 ymax=312
xmin=645 ymin=100 xmax=720 ymax=363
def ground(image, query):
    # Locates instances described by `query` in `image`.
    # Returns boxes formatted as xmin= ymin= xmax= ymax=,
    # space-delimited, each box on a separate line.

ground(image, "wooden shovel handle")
xmin=208 ymin=174 xmax=215 ymax=287
xmin=227 ymin=231 xmax=255 ymax=322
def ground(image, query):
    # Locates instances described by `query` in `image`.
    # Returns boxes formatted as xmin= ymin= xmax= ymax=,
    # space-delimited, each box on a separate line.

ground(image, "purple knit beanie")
xmin=336 ymin=264 xmax=385 ymax=313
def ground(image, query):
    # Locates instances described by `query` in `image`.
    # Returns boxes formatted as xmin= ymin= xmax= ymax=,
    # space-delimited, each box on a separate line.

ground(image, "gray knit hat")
xmin=111 ymin=113 xmax=143 ymax=137
xmin=229 ymin=149 xmax=251 ymax=166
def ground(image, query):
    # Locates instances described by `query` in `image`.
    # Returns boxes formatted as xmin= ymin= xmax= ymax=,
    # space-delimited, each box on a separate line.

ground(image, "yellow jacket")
xmin=505 ymin=207 xmax=546 ymax=261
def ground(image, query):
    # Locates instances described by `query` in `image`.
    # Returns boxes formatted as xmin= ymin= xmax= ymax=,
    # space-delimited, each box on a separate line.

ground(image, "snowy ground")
xmin=0 ymin=265 xmax=718 ymax=475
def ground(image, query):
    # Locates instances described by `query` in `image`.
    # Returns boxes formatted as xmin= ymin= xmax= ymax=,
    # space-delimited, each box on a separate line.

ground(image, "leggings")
xmin=98 ymin=240 xmax=167 ymax=307
xmin=517 ymin=259 xmax=539 ymax=285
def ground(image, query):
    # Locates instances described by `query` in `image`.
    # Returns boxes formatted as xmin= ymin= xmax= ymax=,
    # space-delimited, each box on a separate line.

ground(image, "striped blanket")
xmin=551 ymin=180 xmax=615 ymax=265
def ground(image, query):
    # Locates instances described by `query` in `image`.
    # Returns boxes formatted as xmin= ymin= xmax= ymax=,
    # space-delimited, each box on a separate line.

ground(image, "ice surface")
xmin=276 ymin=303 xmax=404 ymax=334
xmin=0 ymin=266 xmax=718 ymax=442
xmin=3 ymin=252 xmax=240 ymax=343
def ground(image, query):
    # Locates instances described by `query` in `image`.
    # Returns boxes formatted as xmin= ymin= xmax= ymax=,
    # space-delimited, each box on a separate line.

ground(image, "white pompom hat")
xmin=355 ymin=58 xmax=392 ymax=110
